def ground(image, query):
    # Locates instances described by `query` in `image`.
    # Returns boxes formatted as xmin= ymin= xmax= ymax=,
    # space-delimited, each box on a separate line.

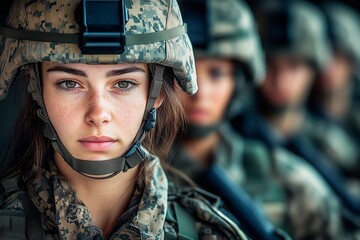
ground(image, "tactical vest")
xmin=0 ymin=178 xmax=199 ymax=240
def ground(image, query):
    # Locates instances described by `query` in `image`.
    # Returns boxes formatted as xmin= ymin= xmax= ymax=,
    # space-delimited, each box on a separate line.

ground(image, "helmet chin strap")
xmin=27 ymin=64 xmax=163 ymax=179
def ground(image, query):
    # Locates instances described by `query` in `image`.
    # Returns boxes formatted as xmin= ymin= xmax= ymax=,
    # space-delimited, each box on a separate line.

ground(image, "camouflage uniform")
xmin=171 ymin=122 xmax=343 ymax=239
xmin=305 ymin=2 xmax=360 ymax=187
xmin=304 ymin=115 xmax=360 ymax=196
xmin=233 ymin=107 xmax=360 ymax=239
xmin=232 ymin=1 xmax=360 ymax=237
xmin=1 ymin=150 xmax=246 ymax=239
xmin=173 ymin=0 xmax=344 ymax=239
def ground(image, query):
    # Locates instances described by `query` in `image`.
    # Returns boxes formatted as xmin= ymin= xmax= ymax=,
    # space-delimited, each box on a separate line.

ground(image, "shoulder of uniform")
xmin=0 ymin=190 xmax=25 ymax=213
xmin=272 ymin=147 xmax=333 ymax=195
xmin=303 ymin=114 xmax=332 ymax=137
xmin=242 ymin=138 xmax=272 ymax=169
xmin=243 ymin=138 xmax=269 ymax=155
xmin=166 ymin=186 xmax=247 ymax=239
xmin=0 ymin=191 xmax=27 ymax=240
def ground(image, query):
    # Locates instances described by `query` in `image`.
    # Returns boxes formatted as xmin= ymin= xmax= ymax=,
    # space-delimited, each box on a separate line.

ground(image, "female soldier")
xmin=0 ymin=0 xmax=247 ymax=239
xmin=171 ymin=0 xmax=344 ymax=239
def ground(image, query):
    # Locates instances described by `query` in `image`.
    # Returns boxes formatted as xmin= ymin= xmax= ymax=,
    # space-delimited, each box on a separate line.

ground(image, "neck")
xmin=184 ymin=132 xmax=219 ymax=166
xmin=264 ymin=108 xmax=304 ymax=138
xmin=54 ymin=153 xmax=139 ymax=238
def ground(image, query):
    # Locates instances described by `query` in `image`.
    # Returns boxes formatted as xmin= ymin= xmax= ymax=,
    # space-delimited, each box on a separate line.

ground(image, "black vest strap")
xmin=20 ymin=191 xmax=44 ymax=240
xmin=0 ymin=176 xmax=44 ymax=240
xmin=164 ymin=201 xmax=198 ymax=240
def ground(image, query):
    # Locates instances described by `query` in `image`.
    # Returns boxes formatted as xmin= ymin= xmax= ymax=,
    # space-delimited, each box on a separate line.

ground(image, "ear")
xmin=154 ymin=95 xmax=164 ymax=108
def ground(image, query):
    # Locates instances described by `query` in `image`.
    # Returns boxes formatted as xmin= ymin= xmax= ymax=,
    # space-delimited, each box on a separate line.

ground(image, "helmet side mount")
xmin=181 ymin=0 xmax=209 ymax=50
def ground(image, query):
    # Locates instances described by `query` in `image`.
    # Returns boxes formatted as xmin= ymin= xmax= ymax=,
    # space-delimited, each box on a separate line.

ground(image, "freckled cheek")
xmin=45 ymin=99 xmax=83 ymax=138
xmin=112 ymin=102 xmax=146 ymax=138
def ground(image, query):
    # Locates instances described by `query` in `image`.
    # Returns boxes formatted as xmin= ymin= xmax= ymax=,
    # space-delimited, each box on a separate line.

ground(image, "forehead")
xmin=267 ymin=55 xmax=310 ymax=67
xmin=195 ymin=57 xmax=234 ymax=67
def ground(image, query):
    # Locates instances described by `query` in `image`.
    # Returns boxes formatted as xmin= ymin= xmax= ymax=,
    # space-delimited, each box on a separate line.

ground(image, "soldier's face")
xmin=260 ymin=56 xmax=314 ymax=107
xmin=319 ymin=52 xmax=353 ymax=93
xmin=42 ymin=62 xmax=153 ymax=163
xmin=181 ymin=58 xmax=235 ymax=126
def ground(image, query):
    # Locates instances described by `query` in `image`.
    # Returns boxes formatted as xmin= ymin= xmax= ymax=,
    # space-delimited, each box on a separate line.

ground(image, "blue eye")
xmin=210 ymin=68 xmax=226 ymax=79
xmin=117 ymin=81 xmax=130 ymax=89
xmin=57 ymin=80 xmax=80 ymax=90
xmin=114 ymin=80 xmax=138 ymax=91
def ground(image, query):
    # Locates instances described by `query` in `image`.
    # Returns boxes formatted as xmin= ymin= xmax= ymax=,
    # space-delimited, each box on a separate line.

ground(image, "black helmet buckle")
xmin=77 ymin=0 xmax=129 ymax=54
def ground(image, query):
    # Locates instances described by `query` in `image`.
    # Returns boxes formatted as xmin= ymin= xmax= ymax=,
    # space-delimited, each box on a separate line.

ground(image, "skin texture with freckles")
xmin=42 ymin=62 xmax=150 ymax=162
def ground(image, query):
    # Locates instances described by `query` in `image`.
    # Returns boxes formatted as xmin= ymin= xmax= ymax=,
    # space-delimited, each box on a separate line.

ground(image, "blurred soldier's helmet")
xmin=257 ymin=1 xmax=330 ymax=70
xmin=179 ymin=0 xmax=265 ymax=120
xmin=322 ymin=2 xmax=360 ymax=68
xmin=179 ymin=0 xmax=265 ymax=85
xmin=0 ymin=0 xmax=197 ymax=177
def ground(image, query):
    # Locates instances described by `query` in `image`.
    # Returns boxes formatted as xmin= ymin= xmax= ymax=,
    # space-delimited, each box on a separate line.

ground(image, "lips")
xmin=79 ymin=136 xmax=117 ymax=152
xmin=186 ymin=108 xmax=210 ymax=123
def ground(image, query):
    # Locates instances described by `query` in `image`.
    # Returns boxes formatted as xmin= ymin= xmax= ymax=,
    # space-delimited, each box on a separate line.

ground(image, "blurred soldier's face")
xmin=260 ymin=56 xmax=314 ymax=108
xmin=318 ymin=52 xmax=353 ymax=93
xmin=181 ymin=58 xmax=235 ymax=126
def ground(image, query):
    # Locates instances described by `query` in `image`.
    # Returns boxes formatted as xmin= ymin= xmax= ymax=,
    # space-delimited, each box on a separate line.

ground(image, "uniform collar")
xmin=26 ymin=153 xmax=168 ymax=239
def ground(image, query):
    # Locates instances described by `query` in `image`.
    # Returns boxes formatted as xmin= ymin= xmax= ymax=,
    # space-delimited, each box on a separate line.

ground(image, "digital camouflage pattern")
xmin=304 ymin=115 xmax=360 ymax=197
xmin=304 ymin=115 xmax=360 ymax=174
xmin=170 ymin=123 xmax=344 ymax=239
xmin=0 ymin=150 xmax=248 ymax=239
xmin=322 ymin=2 xmax=360 ymax=68
xmin=0 ymin=0 xmax=197 ymax=100
xmin=257 ymin=1 xmax=330 ymax=70
xmin=186 ymin=0 xmax=265 ymax=85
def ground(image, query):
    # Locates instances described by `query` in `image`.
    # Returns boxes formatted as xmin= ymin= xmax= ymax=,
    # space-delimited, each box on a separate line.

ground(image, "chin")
xmin=74 ymin=152 xmax=123 ymax=161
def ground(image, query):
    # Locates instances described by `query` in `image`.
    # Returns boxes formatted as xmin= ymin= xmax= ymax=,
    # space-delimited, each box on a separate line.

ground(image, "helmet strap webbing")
xmin=27 ymin=64 xmax=163 ymax=178
xmin=185 ymin=123 xmax=220 ymax=139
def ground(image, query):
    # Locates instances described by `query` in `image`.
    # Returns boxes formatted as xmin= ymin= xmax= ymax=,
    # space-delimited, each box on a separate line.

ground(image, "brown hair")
xmin=143 ymin=65 xmax=187 ymax=160
xmin=0 ymin=64 xmax=186 ymax=182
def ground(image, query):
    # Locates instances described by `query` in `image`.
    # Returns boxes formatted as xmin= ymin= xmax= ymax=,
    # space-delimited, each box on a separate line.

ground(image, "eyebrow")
xmin=106 ymin=67 xmax=146 ymax=78
xmin=46 ymin=66 xmax=146 ymax=78
xmin=47 ymin=66 xmax=87 ymax=77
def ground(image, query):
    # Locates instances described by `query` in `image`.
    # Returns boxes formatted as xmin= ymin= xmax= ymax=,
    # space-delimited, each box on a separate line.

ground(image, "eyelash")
xmin=56 ymin=79 xmax=81 ymax=91
xmin=113 ymin=79 xmax=139 ymax=92
xmin=55 ymin=79 xmax=139 ymax=92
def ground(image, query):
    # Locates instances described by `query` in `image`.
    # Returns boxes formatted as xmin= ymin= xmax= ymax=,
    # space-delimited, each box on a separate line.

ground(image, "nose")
xmin=85 ymin=91 xmax=112 ymax=127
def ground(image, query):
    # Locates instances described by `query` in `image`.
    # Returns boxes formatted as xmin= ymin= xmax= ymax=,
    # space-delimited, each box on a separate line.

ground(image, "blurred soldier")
xmin=232 ymin=0 xmax=360 ymax=236
xmin=170 ymin=0 xmax=343 ymax=239
xmin=307 ymin=2 xmax=360 ymax=186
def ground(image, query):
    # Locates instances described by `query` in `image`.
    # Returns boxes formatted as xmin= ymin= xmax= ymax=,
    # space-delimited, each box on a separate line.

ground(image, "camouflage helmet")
xmin=257 ymin=1 xmax=330 ymax=70
xmin=0 ymin=0 xmax=197 ymax=100
xmin=321 ymin=2 xmax=360 ymax=67
xmin=0 ymin=0 xmax=197 ymax=177
xmin=178 ymin=0 xmax=265 ymax=123
xmin=179 ymin=0 xmax=265 ymax=85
